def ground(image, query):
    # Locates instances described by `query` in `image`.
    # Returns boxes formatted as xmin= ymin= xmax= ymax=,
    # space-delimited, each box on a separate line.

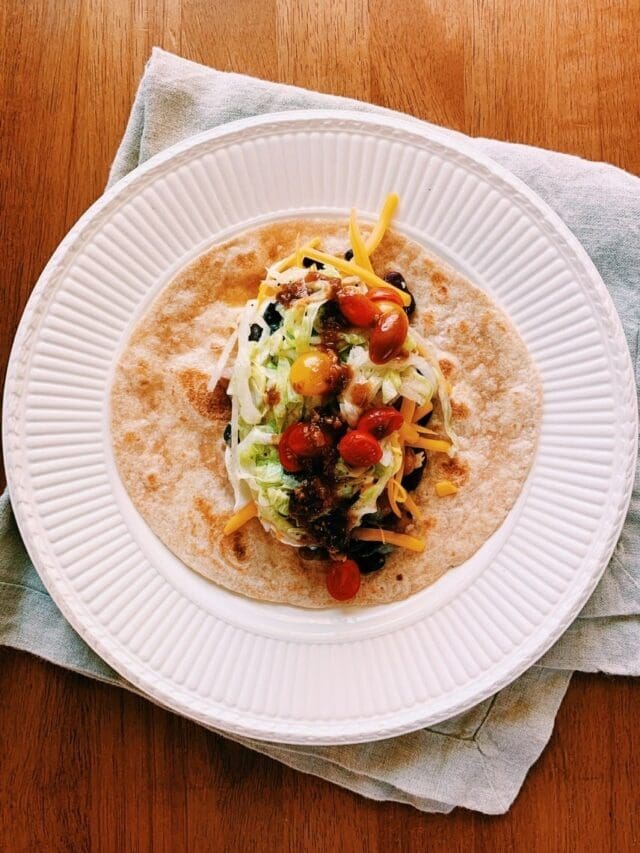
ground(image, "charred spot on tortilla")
xmin=451 ymin=400 xmax=469 ymax=419
xmin=438 ymin=359 xmax=455 ymax=379
xmin=231 ymin=532 xmax=248 ymax=561
xmin=179 ymin=369 xmax=230 ymax=421
xmin=111 ymin=196 xmax=542 ymax=608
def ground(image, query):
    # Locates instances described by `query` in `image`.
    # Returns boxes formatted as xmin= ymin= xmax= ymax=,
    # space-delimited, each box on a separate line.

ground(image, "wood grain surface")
xmin=1 ymin=0 xmax=639 ymax=849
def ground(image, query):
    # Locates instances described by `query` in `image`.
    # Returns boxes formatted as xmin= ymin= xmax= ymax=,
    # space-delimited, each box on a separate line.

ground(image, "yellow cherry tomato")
xmin=290 ymin=351 xmax=335 ymax=396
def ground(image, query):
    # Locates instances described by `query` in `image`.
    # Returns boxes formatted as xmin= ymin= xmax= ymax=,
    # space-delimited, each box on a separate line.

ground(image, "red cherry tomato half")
xmin=369 ymin=308 xmax=409 ymax=364
xmin=367 ymin=288 xmax=404 ymax=307
xmin=338 ymin=294 xmax=379 ymax=328
xmin=278 ymin=424 xmax=303 ymax=472
xmin=286 ymin=422 xmax=331 ymax=457
xmin=357 ymin=406 xmax=404 ymax=439
xmin=326 ymin=559 xmax=361 ymax=601
xmin=338 ymin=430 xmax=383 ymax=467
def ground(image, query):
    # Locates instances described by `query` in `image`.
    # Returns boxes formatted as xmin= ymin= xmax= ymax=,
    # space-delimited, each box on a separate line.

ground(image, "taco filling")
xmin=219 ymin=196 xmax=461 ymax=600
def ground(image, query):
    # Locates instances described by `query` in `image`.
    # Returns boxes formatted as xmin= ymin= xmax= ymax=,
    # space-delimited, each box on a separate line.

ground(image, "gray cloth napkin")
xmin=1 ymin=48 xmax=639 ymax=815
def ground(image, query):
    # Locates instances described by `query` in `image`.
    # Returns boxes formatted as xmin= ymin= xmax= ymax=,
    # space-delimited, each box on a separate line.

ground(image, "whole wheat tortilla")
xmin=111 ymin=220 xmax=542 ymax=608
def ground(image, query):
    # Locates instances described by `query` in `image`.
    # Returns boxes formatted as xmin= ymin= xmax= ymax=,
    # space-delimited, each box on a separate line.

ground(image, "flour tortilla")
xmin=111 ymin=220 xmax=542 ymax=608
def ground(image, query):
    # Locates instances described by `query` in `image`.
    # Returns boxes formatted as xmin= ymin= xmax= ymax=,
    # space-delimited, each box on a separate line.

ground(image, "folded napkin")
xmin=2 ymin=48 xmax=638 ymax=815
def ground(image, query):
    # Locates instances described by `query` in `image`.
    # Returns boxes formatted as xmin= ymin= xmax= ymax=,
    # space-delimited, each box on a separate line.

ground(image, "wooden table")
xmin=1 ymin=1 xmax=638 ymax=849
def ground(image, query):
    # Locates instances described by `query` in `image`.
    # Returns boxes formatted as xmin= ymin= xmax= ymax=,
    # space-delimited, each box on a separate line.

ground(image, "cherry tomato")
xmin=338 ymin=294 xmax=379 ymax=328
xmin=326 ymin=559 xmax=361 ymax=601
xmin=367 ymin=288 xmax=404 ymax=307
xmin=369 ymin=309 xmax=409 ymax=364
xmin=278 ymin=426 xmax=303 ymax=473
xmin=338 ymin=430 xmax=383 ymax=467
xmin=290 ymin=350 xmax=335 ymax=396
xmin=372 ymin=299 xmax=406 ymax=316
xmin=357 ymin=406 xmax=404 ymax=439
xmin=286 ymin=422 xmax=331 ymax=457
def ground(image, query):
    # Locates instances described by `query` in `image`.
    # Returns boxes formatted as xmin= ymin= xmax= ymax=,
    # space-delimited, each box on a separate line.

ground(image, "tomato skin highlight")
xmin=367 ymin=288 xmax=404 ymax=307
xmin=369 ymin=309 xmax=409 ymax=364
xmin=278 ymin=427 xmax=303 ymax=472
xmin=338 ymin=430 xmax=383 ymax=467
xmin=357 ymin=406 xmax=404 ymax=439
xmin=290 ymin=350 xmax=336 ymax=395
xmin=326 ymin=559 xmax=361 ymax=601
xmin=286 ymin=422 xmax=331 ymax=457
xmin=338 ymin=294 xmax=379 ymax=328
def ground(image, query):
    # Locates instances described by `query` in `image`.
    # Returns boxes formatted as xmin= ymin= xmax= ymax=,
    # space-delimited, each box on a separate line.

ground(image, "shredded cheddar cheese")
xmin=349 ymin=208 xmax=374 ymax=273
xmin=403 ymin=493 xmax=423 ymax=519
xmin=399 ymin=421 xmax=421 ymax=445
xmin=413 ymin=401 xmax=433 ymax=421
xmin=223 ymin=502 xmax=257 ymax=535
xmin=400 ymin=397 xmax=416 ymax=423
xmin=435 ymin=480 xmax=459 ymax=497
xmin=365 ymin=193 xmax=399 ymax=254
xmin=352 ymin=527 xmax=426 ymax=553
xmin=416 ymin=438 xmax=451 ymax=453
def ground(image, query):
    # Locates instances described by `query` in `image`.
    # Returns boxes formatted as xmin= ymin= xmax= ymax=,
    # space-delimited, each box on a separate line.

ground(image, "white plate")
xmin=3 ymin=111 xmax=636 ymax=744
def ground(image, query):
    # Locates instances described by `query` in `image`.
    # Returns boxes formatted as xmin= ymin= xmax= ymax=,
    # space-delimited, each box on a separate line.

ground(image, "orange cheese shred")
xmin=223 ymin=502 xmax=257 ymax=535
xmin=416 ymin=438 xmax=451 ymax=453
xmin=435 ymin=480 xmax=459 ymax=497
xmin=365 ymin=193 xmax=399 ymax=254
xmin=349 ymin=208 xmax=374 ymax=273
xmin=400 ymin=397 xmax=416 ymax=423
xmin=413 ymin=401 xmax=433 ymax=421
xmin=403 ymin=493 xmax=423 ymax=520
xmin=399 ymin=422 xmax=421 ymax=445
xmin=352 ymin=527 xmax=426 ymax=553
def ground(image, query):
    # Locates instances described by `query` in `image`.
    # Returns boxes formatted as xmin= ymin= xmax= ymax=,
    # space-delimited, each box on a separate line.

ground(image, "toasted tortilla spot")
xmin=451 ymin=400 xmax=469 ymax=419
xmin=145 ymin=473 xmax=159 ymax=491
xmin=439 ymin=457 xmax=469 ymax=485
xmin=179 ymin=369 xmax=230 ymax=421
xmin=194 ymin=496 xmax=218 ymax=546
xmin=439 ymin=359 xmax=455 ymax=379
xmin=231 ymin=532 xmax=247 ymax=561
xmin=422 ymin=311 xmax=437 ymax=334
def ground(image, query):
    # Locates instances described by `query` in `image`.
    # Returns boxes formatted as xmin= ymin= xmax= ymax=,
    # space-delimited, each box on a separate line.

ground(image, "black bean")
xmin=248 ymin=323 xmax=262 ymax=341
xmin=346 ymin=539 xmax=387 ymax=574
xmin=223 ymin=423 xmax=232 ymax=445
xmin=344 ymin=249 xmax=354 ymax=261
xmin=263 ymin=302 xmax=283 ymax=332
xmin=402 ymin=459 xmax=426 ymax=492
xmin=384 ymin=270 xmax=416 ymax=316
xmin=302 ymin=256 xmax=324 ymax=269
xmin=357 ymin=551 xmax=387 ymax=574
